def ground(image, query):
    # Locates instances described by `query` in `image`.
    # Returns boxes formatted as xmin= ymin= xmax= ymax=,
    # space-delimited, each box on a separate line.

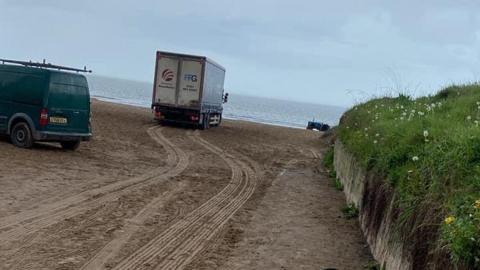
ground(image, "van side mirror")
xmin=223 ymin=93 xmax=229 ymax=103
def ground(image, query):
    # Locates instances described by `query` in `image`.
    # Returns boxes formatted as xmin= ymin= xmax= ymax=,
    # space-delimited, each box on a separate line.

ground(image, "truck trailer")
xmin=151 ymin=51 xmax=227 ymax=129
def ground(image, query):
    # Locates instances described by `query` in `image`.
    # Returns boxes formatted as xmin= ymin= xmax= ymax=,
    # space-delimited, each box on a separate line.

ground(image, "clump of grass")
xmin=334 ymin=178 xmax=344 ymax=191
xmin=323 ymin=147 xmax=334 ymax=170
xmin=323 ymin=147 xmax=343 ymax=190
xmin=342 ymin=203 xmax=359 ymax=219
xmin=323 ymin=147 xmax=337 ymax=179
xmin=338 ymin=83 xmax=480 ymax=268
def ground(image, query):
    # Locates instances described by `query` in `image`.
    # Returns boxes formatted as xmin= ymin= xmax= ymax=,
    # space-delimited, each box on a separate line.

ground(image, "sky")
xmin=1 ymin=0 xmax=480 ymax=107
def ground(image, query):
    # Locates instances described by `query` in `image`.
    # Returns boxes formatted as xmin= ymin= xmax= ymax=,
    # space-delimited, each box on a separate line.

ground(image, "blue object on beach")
xmin=306 ymin=121 xmax=330 ymax=131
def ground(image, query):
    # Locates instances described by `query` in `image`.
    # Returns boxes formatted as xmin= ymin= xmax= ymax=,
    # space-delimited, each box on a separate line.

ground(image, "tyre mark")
xmin=111 ymin=132 xmax=258 ymax=270
xmin=80 ymin=127 xmax=189 ymax=270
xmin=310 ymin=149 xmax=321 ymax=159
xmin=0 ymin=127 xmax=182 ymax=245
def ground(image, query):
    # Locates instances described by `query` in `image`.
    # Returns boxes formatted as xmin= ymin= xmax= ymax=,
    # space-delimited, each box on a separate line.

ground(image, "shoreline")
xmin=91 ymin=96 xmax=310 ymax=130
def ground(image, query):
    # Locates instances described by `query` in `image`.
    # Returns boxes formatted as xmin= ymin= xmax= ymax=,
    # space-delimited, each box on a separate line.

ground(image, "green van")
xmin=0 ymin=63 xmax=91 ymax=150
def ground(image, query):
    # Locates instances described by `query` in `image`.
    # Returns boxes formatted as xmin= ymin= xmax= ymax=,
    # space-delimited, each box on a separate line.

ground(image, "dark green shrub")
xmin=342 ymin=203 xmax=359 ymax=219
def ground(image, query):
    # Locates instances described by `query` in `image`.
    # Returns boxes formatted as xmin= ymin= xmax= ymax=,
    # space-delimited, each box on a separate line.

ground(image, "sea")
xmin=87 ymin=75 xmax=346 ymax=129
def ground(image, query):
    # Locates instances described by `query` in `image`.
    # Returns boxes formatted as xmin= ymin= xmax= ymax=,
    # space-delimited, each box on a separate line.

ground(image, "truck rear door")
xmin=177 ymin=59 xmax=203 ymax=107
xmin=154 ymin=56 xmax=179 ymax=105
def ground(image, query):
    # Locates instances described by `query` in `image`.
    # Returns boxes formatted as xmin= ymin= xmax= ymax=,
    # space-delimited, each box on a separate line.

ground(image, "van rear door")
xmin=154 ymin=56 xmax=179 ymax=105
xmin=45 ymin=73 xmax=90 ymax=134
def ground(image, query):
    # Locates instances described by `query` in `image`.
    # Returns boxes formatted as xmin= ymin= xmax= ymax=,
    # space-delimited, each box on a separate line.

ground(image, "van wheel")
xmin=11 ymin=122 xmax=34 ymax=148
xmin=61 ymin=141 xmax=80 ymax=151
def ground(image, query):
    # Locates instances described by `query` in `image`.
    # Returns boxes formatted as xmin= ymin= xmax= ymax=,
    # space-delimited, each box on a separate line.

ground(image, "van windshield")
xmin=48 ymin=73 xmax=89 ymax=110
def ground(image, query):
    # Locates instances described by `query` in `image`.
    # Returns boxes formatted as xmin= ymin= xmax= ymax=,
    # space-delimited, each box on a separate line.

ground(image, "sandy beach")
xmin=0 ymin=100 xmax=372 ymax=270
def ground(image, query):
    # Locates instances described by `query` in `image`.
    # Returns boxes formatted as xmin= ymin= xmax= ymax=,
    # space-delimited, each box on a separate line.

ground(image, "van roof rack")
xmin=0 ymin=58 xmax=92 ymax=73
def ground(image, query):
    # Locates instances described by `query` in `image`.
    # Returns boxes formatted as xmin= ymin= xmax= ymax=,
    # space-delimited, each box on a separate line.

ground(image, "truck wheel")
xmin=10 ymin=122 xmax=34 ymax=149
xmin=200 ymin=114 xmax=210 ymax=130
xmin=61 ymin=141 xmax=81 ymax=151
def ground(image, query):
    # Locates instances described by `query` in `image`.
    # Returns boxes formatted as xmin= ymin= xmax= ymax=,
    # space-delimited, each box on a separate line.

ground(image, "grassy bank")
xmin=338 ymin=84 xmax=480 ymax=268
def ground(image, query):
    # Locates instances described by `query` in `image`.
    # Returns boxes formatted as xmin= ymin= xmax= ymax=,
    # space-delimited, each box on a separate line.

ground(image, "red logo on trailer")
xmin=162 ymin=69 xmax=175 ymax=82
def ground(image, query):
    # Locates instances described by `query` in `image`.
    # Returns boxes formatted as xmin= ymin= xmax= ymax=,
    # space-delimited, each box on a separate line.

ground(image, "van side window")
xmin=0 ymin=71 xmax=46 ymax=105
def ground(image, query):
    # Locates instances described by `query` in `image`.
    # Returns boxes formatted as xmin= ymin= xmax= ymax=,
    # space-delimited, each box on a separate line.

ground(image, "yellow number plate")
xmin=49 ymin=117 xmax=68 ymax=124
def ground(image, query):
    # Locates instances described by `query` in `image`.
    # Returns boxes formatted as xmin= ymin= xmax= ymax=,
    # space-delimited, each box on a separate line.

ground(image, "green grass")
xmin=338 ymin=84 xmax=480 ymax=268
xmin=323 ymin=148 xmax=335 ymax=174
xmin=364 ymin=261 xmax=384 ymax=270
xmin=333 ymin=178 xmax=344 ymax=191
xmin=341 ymin=203 xmax=359 ymax=219
xmin=323 ymin=147 xmax=343 ymax=190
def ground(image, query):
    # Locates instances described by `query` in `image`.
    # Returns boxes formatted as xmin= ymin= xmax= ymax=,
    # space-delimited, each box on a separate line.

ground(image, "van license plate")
xmin=50 ymin=117 xmax=68 ymax=124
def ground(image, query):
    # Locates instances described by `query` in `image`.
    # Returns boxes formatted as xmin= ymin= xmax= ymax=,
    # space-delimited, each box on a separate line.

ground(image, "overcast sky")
xmin=1 ymin=0 xmax=480 ymax=107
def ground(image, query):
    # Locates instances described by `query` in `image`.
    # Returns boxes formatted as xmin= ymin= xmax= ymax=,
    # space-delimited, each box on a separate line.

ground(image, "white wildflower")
xmin=373 ymin=140 xmax=378 ymax=144
xmin=423 ymin=130 xmax=429 ymax=137
xmin=467 ymin=115 xmax=472 ymax=121
xmin=375 ymin=133 xmax=380 ymax=137
xmin=412 ymin=156 xmax=419 ymax=162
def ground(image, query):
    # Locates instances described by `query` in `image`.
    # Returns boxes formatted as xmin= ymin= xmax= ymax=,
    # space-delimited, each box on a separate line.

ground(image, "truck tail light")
xmin=40 ymin=108 xmax=49 ymax=127
xmin=155 ymin=111 xmax=161 ymax=119
xmin=190 ymin=115 xmax=199 ymax=121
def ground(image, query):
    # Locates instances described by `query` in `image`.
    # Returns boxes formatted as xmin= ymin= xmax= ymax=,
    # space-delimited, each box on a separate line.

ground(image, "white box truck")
xmin=151 ymin=51 xmax=228 ymax=129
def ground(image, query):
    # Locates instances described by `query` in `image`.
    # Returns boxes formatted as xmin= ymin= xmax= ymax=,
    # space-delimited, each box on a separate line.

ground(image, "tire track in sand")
xmin=0 ymin=127 xmax=187 ymax=245
xmin=111 ymin=131 xmax=258 ymax=270
xmin=79 ymin=127 xmax=189 ymax=270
